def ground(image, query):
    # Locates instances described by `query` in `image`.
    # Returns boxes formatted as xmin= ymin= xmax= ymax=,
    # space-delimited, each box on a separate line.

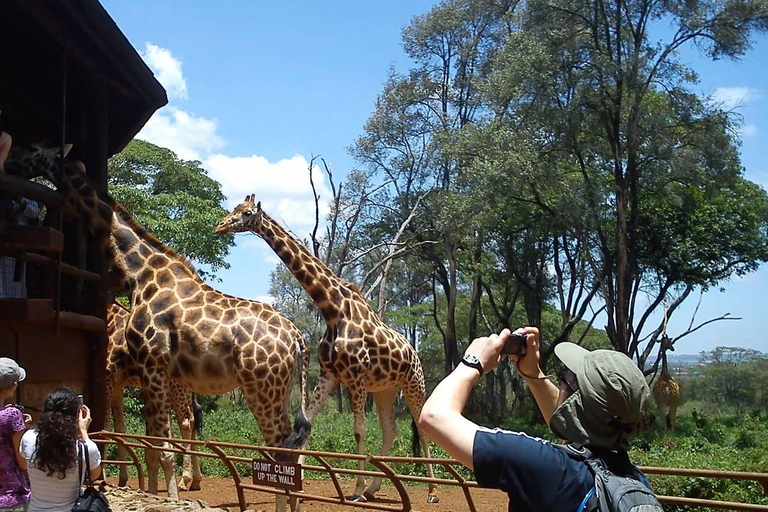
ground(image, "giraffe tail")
xmin=411 ymin=418 xmax=421 ymax=457
xmin=192 ymin=393 xmax=203 ymax=435
xmin=279 ymin=409 xmax=312 ymax=456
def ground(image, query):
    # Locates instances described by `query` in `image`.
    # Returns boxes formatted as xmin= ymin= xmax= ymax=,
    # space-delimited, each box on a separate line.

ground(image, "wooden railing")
xmin=91 ymin=431 xmax=768 ymax=512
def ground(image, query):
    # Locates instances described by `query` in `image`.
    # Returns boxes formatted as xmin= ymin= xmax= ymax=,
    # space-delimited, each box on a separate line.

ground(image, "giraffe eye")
xmin=244 ymin=210 xmax=254 ymax=217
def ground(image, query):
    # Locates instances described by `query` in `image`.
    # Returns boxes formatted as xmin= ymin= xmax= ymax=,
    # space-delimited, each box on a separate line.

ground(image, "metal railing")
xmin=91 ymin=431 xmax=768 ymax=512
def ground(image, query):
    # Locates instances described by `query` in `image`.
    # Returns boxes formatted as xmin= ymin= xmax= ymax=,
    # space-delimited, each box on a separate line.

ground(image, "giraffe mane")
xmin=112 ymin=203 xmax=198 ymax=274
xmin=63 ymin=163 xmax=198 ymax=274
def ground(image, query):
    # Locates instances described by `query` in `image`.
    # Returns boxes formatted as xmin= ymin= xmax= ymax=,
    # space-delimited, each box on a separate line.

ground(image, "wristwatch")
xmin=460 ymin=353 xmax=484 ymax=375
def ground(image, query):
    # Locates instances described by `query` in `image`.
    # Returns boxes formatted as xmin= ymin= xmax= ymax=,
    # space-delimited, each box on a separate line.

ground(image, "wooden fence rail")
xmin=91 ymin=431 xmax=768 ymax=512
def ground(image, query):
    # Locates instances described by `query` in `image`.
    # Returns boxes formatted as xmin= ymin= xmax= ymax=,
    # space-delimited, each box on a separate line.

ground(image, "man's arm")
xmin=419 ymin=329 xmax=515 ymax=469
xmin=524 ymin=375 xmax=561 ymax=425
xmin=418 ymin=363 xmax=483 ymax=469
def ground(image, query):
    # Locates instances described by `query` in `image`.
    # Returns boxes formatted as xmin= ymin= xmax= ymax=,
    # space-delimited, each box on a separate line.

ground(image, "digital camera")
xmin=501 ymin=333 xmax=528 ymax=357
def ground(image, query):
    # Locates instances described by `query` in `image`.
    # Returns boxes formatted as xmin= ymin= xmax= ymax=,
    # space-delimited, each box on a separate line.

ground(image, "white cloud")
xmin=205 ymin=153 xmax=332 ymax=236
xmin=135 ymin=42 xmax=331 ymax=266
xmin=739 ymin=124 xmax=757 ymax=137
xmin=140 ymin=43 xmax=188 ymax=101
xmin=137 ymin=106 xmax=225 ymax=161
xmin=710 ymin=86 xmax=761 ymax=110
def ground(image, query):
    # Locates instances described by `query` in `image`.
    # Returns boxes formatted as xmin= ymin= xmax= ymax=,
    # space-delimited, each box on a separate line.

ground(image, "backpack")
xmin=557 ymin=443 xmax=664 ymax=512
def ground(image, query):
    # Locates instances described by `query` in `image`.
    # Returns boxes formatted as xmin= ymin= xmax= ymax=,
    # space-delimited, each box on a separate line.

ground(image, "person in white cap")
xmin=0 ymin=357 xmax=31 ymax=512
xmin=419 ymin=327 xmax=652 ymax=512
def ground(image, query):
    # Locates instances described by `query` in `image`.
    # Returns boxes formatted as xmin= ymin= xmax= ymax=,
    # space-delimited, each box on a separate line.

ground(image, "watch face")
xmin=464 ymin=354 xmax=480 ymax=364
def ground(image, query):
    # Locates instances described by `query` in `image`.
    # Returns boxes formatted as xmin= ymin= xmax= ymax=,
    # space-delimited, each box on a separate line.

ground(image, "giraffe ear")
xmin=256 ymin=201 xmax=262 ymax=212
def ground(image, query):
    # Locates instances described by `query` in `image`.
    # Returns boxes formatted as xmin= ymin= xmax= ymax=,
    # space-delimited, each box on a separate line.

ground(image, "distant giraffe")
xmin=216 ymin=195 xmax=439 ymax=504
xmin=7 ymin=149 xmax=309 ymax=512
xmin=652 ymin=336 xmax=681 ymax=430
xmin=106 ymin=301 xmax=202 ymax=491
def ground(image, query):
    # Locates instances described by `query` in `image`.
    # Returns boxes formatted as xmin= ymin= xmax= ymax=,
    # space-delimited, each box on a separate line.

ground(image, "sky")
xmin=99 ymin=0 xmax=768 ymax=356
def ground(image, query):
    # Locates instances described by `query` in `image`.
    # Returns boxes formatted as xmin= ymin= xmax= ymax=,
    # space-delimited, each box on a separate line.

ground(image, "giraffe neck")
xmin=660 ymin=351 xmax=670 ymax=376
xmin=258 ymin=212 xmax=351 ymax=322
xmin=61 ymin=165 xmax=198 ymax=292
xmin=110 ymin=210 xmax=196 ymax=285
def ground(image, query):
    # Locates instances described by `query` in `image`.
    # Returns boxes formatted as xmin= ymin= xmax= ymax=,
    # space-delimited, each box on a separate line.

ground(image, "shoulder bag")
xmin=72 ymin=440 xmax=111 ymax=512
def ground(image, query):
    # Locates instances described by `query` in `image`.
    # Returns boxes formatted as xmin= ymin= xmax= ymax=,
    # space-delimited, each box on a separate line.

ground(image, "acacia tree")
xmin=107 ymin=139 xmax=233 ymax=278
xmin=472 ymin=0 xmax=768 ymax=363
xmin=352 ymin=0 xmax=518 ymax=375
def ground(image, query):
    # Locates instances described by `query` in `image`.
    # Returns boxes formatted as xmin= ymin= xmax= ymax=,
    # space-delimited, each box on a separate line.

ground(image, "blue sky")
xmin=100 ymin=1 xmax=768 ymax=355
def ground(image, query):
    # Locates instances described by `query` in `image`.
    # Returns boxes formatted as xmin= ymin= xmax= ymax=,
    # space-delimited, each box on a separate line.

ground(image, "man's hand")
xmin=510 ymin=327 xmax=545 ymax=379
xmin=464 ymin=329 xmax=511 ymax=374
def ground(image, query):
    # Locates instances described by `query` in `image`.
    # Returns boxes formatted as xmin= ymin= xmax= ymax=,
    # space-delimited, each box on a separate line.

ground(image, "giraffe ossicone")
xmin=215 ymin=194 xmax=440 ymax=504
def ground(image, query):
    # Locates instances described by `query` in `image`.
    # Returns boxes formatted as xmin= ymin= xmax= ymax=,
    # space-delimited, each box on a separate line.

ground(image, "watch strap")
xmin=461 ymin=353 xmax=484 ymax=375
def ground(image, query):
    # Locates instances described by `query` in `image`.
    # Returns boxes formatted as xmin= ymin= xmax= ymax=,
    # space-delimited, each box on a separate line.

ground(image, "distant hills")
xmin=666 ymin=353 xmax=702 ymax=366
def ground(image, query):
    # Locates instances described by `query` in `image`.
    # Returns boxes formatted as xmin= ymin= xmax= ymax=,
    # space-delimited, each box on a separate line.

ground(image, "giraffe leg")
xmin=243 ymin=386 xmax=298 ymax=512
xmin=348 ymin=384 xmax=369 ymax=502
xmin=171 ymin=384 xmax=199 ymax=491
xmin=141 ymin=373 xmax=180 ymax=500
xmin=668 ymin=401 xmax=679 ymax=430
xmin=402 ymin=374 xmax=439 ymax=503
xmin=304 ymin=370 xmax=338 ymax=422
xmin=363 ymin=388 xmax=398 ymax=501
xmin=110 ymin=382 xmax=131 ymax=487
xmin=657 ymin=401 xmax=670 ymax=429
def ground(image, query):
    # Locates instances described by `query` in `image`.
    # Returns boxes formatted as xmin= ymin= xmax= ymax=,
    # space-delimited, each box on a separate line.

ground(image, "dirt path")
xmin=103 ymin=476 xmax=509 ymax=512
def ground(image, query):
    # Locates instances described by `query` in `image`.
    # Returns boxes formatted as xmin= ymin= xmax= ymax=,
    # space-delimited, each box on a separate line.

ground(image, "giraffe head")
xmin=214 ymin=194 xmax=263 ymax=234
xmin=4 ymin=143 xmax=72 ymax=182
xmin=660 ymin=334 xmax=675 ymax=353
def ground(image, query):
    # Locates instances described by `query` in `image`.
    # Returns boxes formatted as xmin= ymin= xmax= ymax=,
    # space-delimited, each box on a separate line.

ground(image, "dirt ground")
xmin=102 ymin=476 xmax=509 ymax=512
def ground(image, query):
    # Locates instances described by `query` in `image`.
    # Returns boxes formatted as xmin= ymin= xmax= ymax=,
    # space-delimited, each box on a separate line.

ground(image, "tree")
xmin=107 ymin=139 xmax=233 ymax=278
xmin=353 ymin=0 xmax=518 ymax=375
xmin=470 ymin=0 xmax=768 ymax=364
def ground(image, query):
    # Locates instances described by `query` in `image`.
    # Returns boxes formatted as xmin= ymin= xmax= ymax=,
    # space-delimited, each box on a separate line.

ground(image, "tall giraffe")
xmin=7 ymin=149 xmax=310 ymax=511
xmin=652 ymin=335 xmax=681 ymax=430
xmin=106 ymin=300 xmax=203 ymax=491
xmin=215 ymin=195 xmax=439 ymax=504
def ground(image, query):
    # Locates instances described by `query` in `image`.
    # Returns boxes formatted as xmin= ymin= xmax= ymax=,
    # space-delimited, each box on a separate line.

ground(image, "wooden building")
xmin=0 ymin=0 xmax=167 ymax=428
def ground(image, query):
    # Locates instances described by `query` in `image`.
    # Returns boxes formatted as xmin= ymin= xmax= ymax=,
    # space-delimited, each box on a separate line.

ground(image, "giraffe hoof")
xmin=348 ymin=494 xmax=367 ymax=502
xmin=363 ymin=491 xmax=376 ymax=502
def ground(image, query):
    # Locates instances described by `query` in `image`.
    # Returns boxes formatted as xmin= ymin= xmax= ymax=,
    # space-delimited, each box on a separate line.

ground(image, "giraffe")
xmin=652 ymin=335 xmax=681 ymax=430
xmin=105 ymin=300 xmax=203 ymax=491
xmin=7 ymin=148 xmax=310 ymax=512
xmin=215 ymin=195 xmax=439 ymax=504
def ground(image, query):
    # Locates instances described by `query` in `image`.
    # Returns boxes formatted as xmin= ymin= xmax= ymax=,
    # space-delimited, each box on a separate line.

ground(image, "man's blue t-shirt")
xmin=472 ymin=428 xmax=595 ymax=512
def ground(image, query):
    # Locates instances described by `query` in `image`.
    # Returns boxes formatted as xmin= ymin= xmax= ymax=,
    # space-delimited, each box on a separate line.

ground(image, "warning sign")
xmin=252 ymin=459 xmax=302 ymax=491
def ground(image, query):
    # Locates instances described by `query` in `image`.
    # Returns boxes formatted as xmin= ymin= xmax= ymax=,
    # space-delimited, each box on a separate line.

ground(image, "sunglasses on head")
xmin=558 ymin=368 xmax=579 ymax=394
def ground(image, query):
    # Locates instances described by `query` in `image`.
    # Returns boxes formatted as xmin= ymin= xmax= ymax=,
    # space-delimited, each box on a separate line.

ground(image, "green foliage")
xmin=107 ymin=139 xmax=234 ymax=278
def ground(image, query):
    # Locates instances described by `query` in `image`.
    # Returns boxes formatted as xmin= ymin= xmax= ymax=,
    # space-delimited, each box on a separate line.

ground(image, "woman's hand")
xmin=77 ymin=405 xmax=92 ymax=439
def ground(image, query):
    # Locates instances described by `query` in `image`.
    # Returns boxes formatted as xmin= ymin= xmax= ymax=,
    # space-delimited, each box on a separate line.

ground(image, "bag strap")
xmin=82 ymin=440 xmax=93 ymax=487
xmin=76 ymin=441 xmax=84 ymax=498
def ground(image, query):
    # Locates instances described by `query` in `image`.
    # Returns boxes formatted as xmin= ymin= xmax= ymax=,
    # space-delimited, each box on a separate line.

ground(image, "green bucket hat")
xmin=550 ymin=343 xmax=650 ymax=450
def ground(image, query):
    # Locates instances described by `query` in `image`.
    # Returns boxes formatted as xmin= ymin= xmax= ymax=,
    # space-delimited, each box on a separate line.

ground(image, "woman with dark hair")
xmin=18 ymin=388 xmax=101 ymax=512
